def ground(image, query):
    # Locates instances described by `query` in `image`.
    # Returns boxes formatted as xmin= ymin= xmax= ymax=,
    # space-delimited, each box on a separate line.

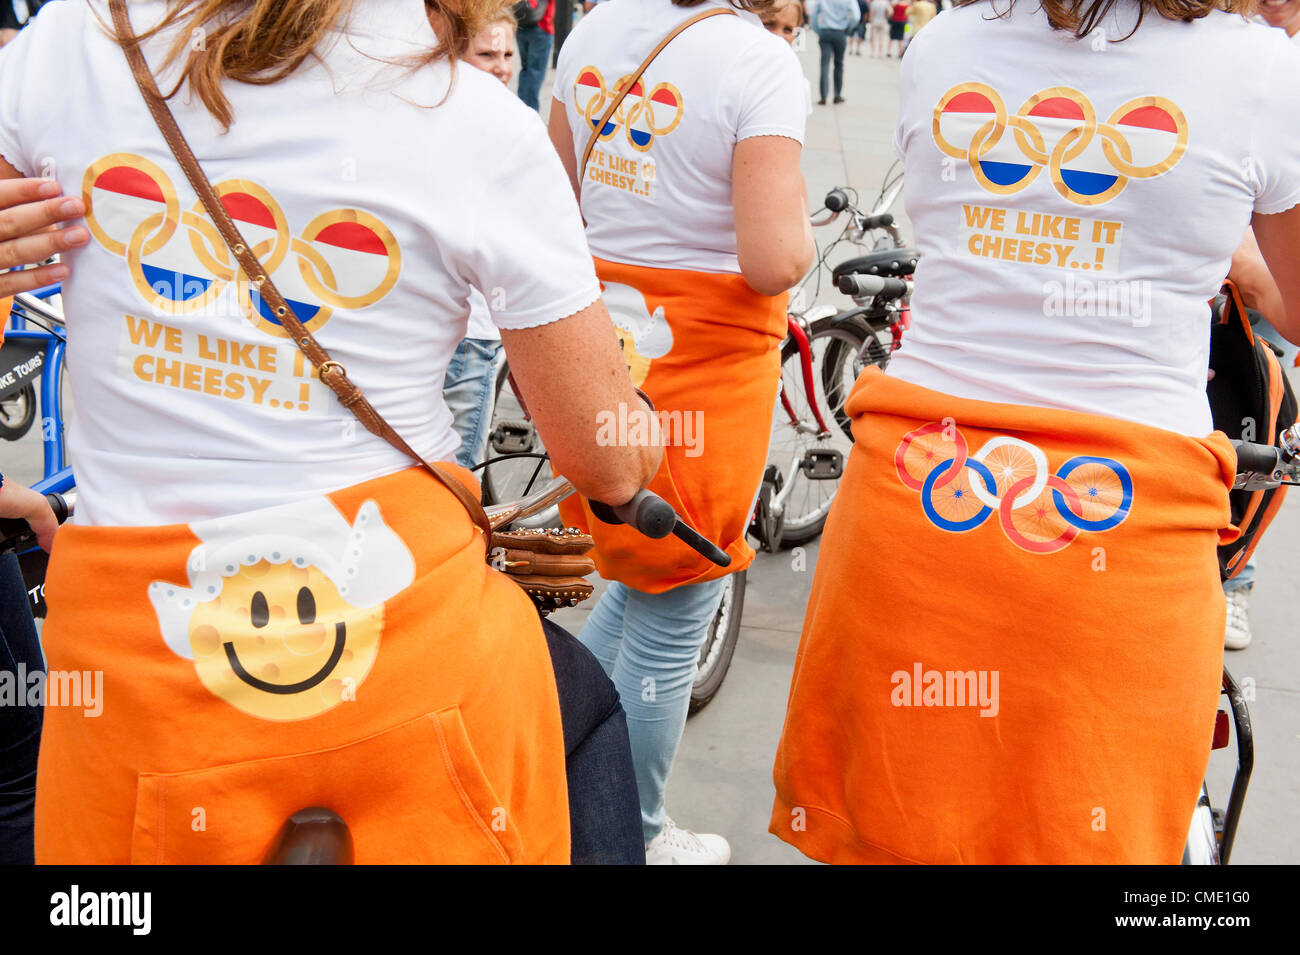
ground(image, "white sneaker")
xmin=1225 ymin=589 xmax=1252 ymax=651
xmin=645 ymin=817 xmax=731 ymax=865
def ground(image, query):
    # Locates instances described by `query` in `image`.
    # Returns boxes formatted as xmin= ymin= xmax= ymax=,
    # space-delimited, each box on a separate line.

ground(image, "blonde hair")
xmin=114 ymin=0 xmax=508 ymax=130
xmin=954 ymin=0 xmax=1259 ymax=38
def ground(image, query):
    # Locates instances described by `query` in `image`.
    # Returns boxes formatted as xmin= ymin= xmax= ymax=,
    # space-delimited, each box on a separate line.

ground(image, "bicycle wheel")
xmin=0 ymin=385 xmax=36 ymax=441
xmin=689 ymin=570 xmax=746 ymax=715
xmin=768 ymin=316 xmax=880 ymax=548
xmin=481 ymin=360 xmax=548 ymax=506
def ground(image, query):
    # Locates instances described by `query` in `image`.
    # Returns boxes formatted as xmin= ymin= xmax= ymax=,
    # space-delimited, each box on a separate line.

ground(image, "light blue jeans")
xmin=1223 ymin=313 xmax=1296 ymax=594
xmin=444 ymin=337 xmax=503 ymax=470
xmin=578 ymin=577 xmax=728 ymax=844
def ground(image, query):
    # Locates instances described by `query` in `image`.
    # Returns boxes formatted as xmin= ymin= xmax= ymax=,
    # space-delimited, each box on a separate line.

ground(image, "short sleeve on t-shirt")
xmin=721 ymin=36 xmax=807 ymax=145
xmin=0 ymin=11 xmax=40 ymax=174
xmin=1251 ymin=39 xmax=1300 ymax=215
xmin=458 ymin=125 xmax=602 ymax=332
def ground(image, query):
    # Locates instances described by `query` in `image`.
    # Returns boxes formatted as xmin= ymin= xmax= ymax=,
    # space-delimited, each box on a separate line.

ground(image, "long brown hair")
xmin=112 ymin=0 xmax=505 ymax=130
xmin=954 ymin=0 xmax=1257 ymax=39
xmin=673 ymin=0 xmax=782 ymax=16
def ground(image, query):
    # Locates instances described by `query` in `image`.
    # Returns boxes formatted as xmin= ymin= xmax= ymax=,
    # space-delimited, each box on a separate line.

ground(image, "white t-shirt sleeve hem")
xmin=736 ymin=124 xmax=806 ymax=145
xmin=1254 ymin=192 xmax=1300 ymax=216
xmin=0 ymin=136 xmax=30 ymax=177
xmin=491 ymin=280 xmax=604 ymax=332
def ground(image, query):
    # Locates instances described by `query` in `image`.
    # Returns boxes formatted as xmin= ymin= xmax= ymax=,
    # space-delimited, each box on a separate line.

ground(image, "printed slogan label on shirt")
xmin=117 ymin=314 xmax=330 ymax=414
xmin=960 ymin=204 xmax=1122 ymax=273
xmin=573 ymin=65 xmax=684 ymax=202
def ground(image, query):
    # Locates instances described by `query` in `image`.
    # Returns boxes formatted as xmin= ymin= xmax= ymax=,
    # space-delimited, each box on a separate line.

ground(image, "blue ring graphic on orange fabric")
xmin=920 ymin=458 xmax=997 ymax=532
xmin=1053 ymin=455 xmax=1133 ymax=532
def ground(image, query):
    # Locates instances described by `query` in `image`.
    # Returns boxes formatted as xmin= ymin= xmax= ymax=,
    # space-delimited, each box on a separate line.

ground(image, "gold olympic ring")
xmin=574 ymin=65 xmax=685 ymax=153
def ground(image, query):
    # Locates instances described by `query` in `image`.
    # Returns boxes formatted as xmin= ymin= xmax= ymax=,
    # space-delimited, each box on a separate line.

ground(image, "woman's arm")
xmin=499 ymin=299 xmax=661 ymax=506
xmin=1250 ymin=205 xmax=1300 ymax=344
xmin=0 ymin=157 xmax=88 ymax=296
xmin=1228 ymin=227 xmax=1285 ymax=328
xmin=732 ymin=136 xmax=815 ymax=296
xmin=548 ymin=97 xmax=582 ymax=202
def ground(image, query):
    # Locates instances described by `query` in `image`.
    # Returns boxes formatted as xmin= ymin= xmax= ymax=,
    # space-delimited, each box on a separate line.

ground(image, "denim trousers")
xmin=0 ymin=553 xmax=41 ymax=866
xmin=817 ymin=28 xmax=848 ymax=101
xmin=541 ymin=615 xmax=645 ymax=863
xmin=444 ymin=337 xmax=504 ymax=470
xmin=577 ymin=577 xmax=728 ymax=844
xmin=516 ymin=26 xmax=553 ymax=112
xmin=1222 ymin=313 xmax=1297 ymax=595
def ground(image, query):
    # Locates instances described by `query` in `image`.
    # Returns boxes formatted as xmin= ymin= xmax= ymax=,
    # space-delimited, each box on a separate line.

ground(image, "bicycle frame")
xmin=6 ymin=282 xmax=68 ymax=479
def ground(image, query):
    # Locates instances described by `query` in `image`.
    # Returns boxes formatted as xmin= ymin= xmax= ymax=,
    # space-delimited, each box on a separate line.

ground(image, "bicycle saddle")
xmin=832 ymin=248 xmax=919 ymax=283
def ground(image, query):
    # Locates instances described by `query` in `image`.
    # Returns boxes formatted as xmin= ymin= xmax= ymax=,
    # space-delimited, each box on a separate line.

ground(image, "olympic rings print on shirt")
xmin=895 ymin=422 xmax=1133 ymax=554
xmin=932 ymin=83 xmax=1189 ymax=207
xmin=82 ymin=154 xmax=402 ymax=338
xmin=573 ymin=66 xmax=685 ymax=152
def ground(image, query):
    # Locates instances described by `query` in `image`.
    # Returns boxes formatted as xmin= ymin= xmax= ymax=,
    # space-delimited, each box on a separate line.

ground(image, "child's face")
xmin=1261 ymin=0 xmax=1300 ymax=37
xmin=467 ymin=21 xmax=516 ymax=85
xmin=764 ymin=3 xmax=801 ymax=46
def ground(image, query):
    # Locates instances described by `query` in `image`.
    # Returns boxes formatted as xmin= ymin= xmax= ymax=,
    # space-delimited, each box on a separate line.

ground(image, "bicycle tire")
xmin=482 ymin=360 xmax=546 ymax=506
xmin=689 ymin=569 xmax=746 ymax=715
xmin=0 ymin=384 xmax=36 ymax=441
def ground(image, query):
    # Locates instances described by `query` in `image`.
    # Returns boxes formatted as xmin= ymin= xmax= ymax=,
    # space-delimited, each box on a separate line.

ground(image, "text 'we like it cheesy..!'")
xmin=960 ymin=204 xmax=1123 ymax=274
xmin=587 ymin=146 xmax=656 ymax=201
xmin=117 ymin=314 xmax=330 ymax=413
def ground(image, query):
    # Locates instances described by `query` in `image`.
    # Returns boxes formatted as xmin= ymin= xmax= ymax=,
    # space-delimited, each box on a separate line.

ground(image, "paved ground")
xmin=7 ymin=32 xmax=1295 ymax=866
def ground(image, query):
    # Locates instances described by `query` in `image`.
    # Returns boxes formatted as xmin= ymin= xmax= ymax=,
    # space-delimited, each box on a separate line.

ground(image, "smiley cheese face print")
xmin=149 ymin=497 xmax=415 ymax=721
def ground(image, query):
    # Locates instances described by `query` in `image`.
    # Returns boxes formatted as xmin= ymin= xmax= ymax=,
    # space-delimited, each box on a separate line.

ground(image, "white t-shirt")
xmin=0 ymin=0 xmax=600 ymax=526
xmin=465 ymin=289 xmax=501 ymax=342
xmin=870 ymin=0 xmax=891 ymax=25
xmin=553 ymin=0 xmax=807 ymax=273
xmin=889 ymin=3 xmax=1300 ymax=435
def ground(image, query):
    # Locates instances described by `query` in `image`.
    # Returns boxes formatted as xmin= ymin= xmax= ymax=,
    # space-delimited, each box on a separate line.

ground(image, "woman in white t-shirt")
xmin=549 ymin=0 xmax=813 ymax=863
xmin=0 ymin=0 xmax=660 ymax=864
xmin=772 ymin=0 xmax=1300 ymax=864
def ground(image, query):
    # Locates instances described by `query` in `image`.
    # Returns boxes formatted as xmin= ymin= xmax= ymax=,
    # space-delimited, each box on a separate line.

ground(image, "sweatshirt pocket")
xmin=130 ymin=705 xmax=527 ymax=864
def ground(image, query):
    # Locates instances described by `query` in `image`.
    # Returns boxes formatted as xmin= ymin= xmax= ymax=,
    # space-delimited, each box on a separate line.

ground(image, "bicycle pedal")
xmin=800 ymin=449 xmax=844 ymax=480
xmin=490 ymin=421 xmax=535 ymax=455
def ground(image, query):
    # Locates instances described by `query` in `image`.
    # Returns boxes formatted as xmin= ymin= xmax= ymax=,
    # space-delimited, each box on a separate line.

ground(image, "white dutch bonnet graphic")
xmin=602 ymin=280 xmax=673 ymax=359
xmin=148 ymin=497 xmax=415 ymax=660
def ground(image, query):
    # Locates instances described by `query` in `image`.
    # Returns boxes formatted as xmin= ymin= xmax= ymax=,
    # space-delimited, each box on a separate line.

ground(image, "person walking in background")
xmin=869 ymin=0 xmax=890 ymax=55
xmin=887 ymin=0 xmax=908 ymax=55
xmin=849 ymin=0 xmax=869 ymax=53
xmin=906 ymin=0 xmax=936 ymax=49
xmin=514 ymin=0 xmax=554 ymax=111
xmin=814 ymin=0 xmax=859 ymax=103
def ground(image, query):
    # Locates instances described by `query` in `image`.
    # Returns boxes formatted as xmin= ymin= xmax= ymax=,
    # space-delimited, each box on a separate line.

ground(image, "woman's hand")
xmin=0 ymin=481 xmax=58 ymax=552
xmin=0 ymin=174 xmax=89 ymax=297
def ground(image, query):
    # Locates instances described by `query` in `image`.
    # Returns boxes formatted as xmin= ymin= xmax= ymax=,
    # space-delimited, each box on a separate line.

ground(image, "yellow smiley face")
xmin=615 ymin=326 xmax=653 ymax=387
xmin=186 ymin=560 xmax=383 ymax=721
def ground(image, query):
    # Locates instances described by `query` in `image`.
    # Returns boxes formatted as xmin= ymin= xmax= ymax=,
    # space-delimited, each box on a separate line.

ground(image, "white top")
xmin=889 ymin=3 xmax=1300 ymax=435
xmin=0 ymin=0 xmax=600 ymax=525
xmin=553 ymin=0 xmax=807 ymax=273
xmin=465 ymin=289 xmax=501 ymax=342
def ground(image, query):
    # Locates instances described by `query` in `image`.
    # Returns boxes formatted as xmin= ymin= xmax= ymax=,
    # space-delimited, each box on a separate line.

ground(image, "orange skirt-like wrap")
xmin=771 ymin=369 xmax=1235 ymax=864
xmin=559 ymin=257 xmax=788 ymax=593
xmin=35 ymin=465 xmax=569 ymax=864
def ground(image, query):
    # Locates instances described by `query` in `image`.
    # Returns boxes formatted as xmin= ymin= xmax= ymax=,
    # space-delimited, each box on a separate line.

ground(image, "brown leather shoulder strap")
xmin=107 ymin=0 xmax=491 ymax=541
xmin=578 ymin=7 xmax=737 ymax=184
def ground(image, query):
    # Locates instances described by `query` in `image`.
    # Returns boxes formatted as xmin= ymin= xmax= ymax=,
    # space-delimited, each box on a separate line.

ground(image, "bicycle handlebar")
xmin=1232 ymin=441 xmax=1281 ymax=478
xmin=0 ymin=492 xmax=71 ymax=554
xmin=837 ymin=273 xmax=909 ymax=301
xmin=589 ymin=489 xmax=732 ymax=567
xmin=858 ymin=212 xmax=894 ymax=231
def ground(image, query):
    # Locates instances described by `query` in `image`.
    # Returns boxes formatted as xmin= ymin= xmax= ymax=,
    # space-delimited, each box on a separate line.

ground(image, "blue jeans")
xmin=542 ymin=616 xmax=645 ymax=864
xmin=1222 ymin=313 xmax=1296 ymax=595
xmin=817 ymin=28 xmax=847 ymax=101
xmin=577 ymin=577 xmax=728 ymax=844
xmin=444 ymin=338 xmax=503 ymax=469
xmin=516 ymin=26 xmax=553 ymax=112
xmin=0 ymin=553 xmax=41 ymax=865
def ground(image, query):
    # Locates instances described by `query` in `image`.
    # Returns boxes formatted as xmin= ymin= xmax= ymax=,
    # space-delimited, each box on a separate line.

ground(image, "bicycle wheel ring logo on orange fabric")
xmin=573 ymin=66 xmax=685 ymax=152
xmin=895 ymin=421 xmax=1133 ymax=553
xmin=932 ymin=83 xmax=1188 ymax=207
xmin=82 ymin=154 xmax=402 ymax=337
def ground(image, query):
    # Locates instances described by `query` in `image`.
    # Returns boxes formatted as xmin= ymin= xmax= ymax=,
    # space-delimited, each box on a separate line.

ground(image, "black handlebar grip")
xmin=824 ymin=188 xmax=849 ymax=213
xmin=837 ymin=274 xmax=909 ymax=300
xmin=0 ymin=492 xmax=67 ymax=551
xmin=859 ymin=213 xmax=895 ymax=230
xmin=1233 ymin=441 xmax=1281 ymax=476
xmin=613 ymin=490 xmax=676 ymax=539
